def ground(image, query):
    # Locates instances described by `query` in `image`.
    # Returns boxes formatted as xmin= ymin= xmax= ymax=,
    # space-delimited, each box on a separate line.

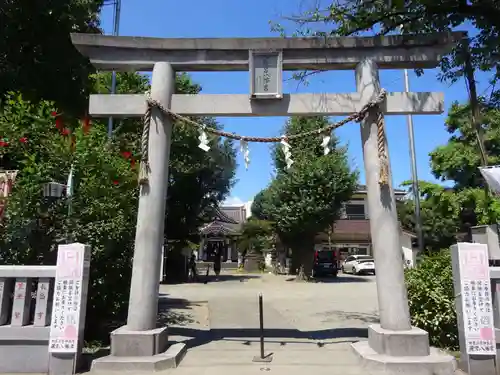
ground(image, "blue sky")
xmin=100 ymin=0 xmax=490 ymax=205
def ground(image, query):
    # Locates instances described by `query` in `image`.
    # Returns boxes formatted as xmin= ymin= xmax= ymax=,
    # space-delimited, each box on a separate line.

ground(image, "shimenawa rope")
xmin=376 ymin=110 xmax=390 ymax=185
xmin=138 ymin=103 xmax=152 ymax=186
xmin=138 ymin=89 xmax=388 ymax=186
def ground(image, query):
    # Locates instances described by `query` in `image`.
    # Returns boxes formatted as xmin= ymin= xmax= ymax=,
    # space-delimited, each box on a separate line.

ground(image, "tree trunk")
xmin=164 ymin=246 xmax=188 ymax=283
xmin=290 ymin=239 xmax=314 ymax=282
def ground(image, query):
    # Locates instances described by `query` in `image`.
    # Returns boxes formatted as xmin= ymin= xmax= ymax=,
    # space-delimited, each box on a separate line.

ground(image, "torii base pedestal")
xmin=90 ymin=327 xmax=187 ymax=372
xmin=352 ymin=324 xmax=456 ymax=375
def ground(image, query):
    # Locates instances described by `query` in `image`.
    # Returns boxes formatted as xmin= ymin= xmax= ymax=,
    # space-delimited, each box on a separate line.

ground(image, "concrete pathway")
xmin=160 ymin=272 xmax=380 ymax=374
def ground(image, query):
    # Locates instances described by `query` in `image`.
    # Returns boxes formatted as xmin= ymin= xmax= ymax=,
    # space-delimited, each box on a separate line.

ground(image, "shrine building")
xmin=197 ymin=205 xmax=248 ymax=262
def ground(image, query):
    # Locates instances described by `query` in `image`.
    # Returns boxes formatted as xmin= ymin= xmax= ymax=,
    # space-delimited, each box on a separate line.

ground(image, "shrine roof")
xmin=200 ymin=221 xmax=241 ymax=236
xmin=199 ymin=205 xmax=247 ymax=236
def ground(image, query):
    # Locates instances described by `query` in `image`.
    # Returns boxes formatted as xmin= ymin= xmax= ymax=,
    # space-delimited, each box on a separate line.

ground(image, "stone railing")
xmin=0 ymin=243 xmax=90 ymax=374
xmin=0 ymin=265 xmax=56 ymax=373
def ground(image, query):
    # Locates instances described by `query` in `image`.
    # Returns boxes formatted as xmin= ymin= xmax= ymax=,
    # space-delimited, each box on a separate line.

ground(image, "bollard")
xmin=259 ymin=293 xmax=264 ymax=358
xmin=252 ymin=293 xmax=273 ymax=363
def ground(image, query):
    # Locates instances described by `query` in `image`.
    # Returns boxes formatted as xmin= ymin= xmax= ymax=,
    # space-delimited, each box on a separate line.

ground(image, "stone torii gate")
xmin=71 ymin=32 xmax=463 ymax=373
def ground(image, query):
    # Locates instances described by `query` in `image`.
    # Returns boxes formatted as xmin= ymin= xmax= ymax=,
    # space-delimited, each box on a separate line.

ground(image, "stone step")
xmin=162 ymin=364 xmax=371 ymax=375
xmin=179 ymin=346 xmax=361 ymax=367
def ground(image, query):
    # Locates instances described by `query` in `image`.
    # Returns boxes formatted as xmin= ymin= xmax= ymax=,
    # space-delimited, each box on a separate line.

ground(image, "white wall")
xmin=400 ymin=232 xmax=417 ymax=268
xmin=341 ymin=193 xmax=406 ymax=220
xmin=265 ymin=252 xmax=272 ymax=268
xmin=341 ymin=199 xmax=369 ymax=219
xmin=244 ymin=201 xmax=253 ymax=219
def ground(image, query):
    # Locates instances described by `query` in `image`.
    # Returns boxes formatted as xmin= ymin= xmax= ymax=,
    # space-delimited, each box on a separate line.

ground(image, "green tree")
xmin=0 ymin=0 xmax=107 ymax=114
xmin=405 ymin=250 xmax=458 ymax=349
xmin=0 ymin=71 xmax=236 ymax=341
xmin=275 ymin=0 xmax=500 ymax=103
xmin=237 ymin=218 xmax=275 ymax=255
xmin=255 ymin=117 xmax=358 ymax=280
xmin=251 ymin=190 xmax=269 ymax=220
xmin=397 ymin=104 xmax=500 ymax=251
xmin=430 ymin=103 xmax=500 ymax=189
xmin=398 ymin=182 xmax=470 ymax=252
xmin=162 ymin=75 xmax=236 ymax=281
xmin=0 ymin=92 xmax=138 ymax=341
xmin=92 ymin=71 xmax=237 ymax=256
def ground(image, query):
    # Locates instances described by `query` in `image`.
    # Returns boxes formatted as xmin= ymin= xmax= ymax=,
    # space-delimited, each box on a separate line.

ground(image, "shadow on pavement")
xmin=318 ymin=310 xmax=379 ymax=324
xmin=284 ymin=275 xmax=372 ymax=283
xmin=314 ymin=275 xmax=373 ymax=283
xmin=166 ymin=273 xmax=261 ymax=285
xmin=206 ymin=274 xmax=261 ymax=282
xmin=168 ymin=326 xmax=369 ymax=349
xmin=157 ymin=295 xmax=199 ymax=326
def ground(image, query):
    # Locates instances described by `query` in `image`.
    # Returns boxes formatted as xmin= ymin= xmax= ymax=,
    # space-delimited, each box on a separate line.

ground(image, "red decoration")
xmin=61 ymin=128 xmax=70 ymax=136
xmin=0 ymin=140 xmax=9 ymax=147
xmin=55 ymin=118 xmax=64 ymax=129
xmin=121 ymin=151 xmax=132 ymax=159
xmin=82 ymin=116 xmax=91 ymax=134
xmin=112 ymin=180 xmax=119 ymax=186
xmin=51 ymin=111 xmax=58 ymax=117
xmin=19 ymin=137 xmax=27 ymax=144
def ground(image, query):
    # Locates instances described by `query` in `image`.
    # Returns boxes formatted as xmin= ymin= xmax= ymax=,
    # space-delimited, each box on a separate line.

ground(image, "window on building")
xmin=345 ymin=204 xmax=366 ymax=219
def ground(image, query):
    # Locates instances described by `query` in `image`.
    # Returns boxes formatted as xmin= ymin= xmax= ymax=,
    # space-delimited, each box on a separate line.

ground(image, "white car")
xmin=341 ymin=255 xmax=375 ymax=275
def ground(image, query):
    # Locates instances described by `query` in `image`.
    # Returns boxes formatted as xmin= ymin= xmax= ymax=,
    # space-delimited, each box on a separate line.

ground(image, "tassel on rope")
xmin=321 ymin=132 xmax=331 ymax=155
xmin=376 ymin=110 xmax=389 ymax=185
xmin=281 ymin=136 xmax=293 ymax=169
xmin=138 ymin=103 xmax=152 ymax=186
xmin=198 ymin=126 xmax=210 ymax=152
xmin=240 ymin=139 xmax=250 ymax=170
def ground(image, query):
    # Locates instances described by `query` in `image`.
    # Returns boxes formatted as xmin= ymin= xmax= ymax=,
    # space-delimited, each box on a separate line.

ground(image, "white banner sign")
xmin=458 ymin=243 xmax=496 ymax=355
xmin=49 ymin=244 xmax=89 ymax=353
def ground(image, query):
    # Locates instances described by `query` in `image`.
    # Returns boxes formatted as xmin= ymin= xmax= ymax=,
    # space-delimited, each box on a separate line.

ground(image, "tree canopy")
xmin=274 ymin=1 xmax=500 ymax=249
xmin=398 ymin=103 xmax=500 ymax=251
xmin=252 ymin=116 xmax=358 ymax=279
xmin=275 ymin=0 xmax=499 ymax=103
xmin=0 ymin=0 xmax=107 ymax=114
xmin=0 ymin=69 xmax=236 ymax=340
xmin=237 ymin=218 xmax=275 ymax=255
xmin=430 ymin=103 xmax=500 ymax=189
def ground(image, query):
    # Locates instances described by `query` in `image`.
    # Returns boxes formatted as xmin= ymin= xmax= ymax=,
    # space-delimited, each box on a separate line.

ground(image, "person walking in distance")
xmin=188 ymin=252 xmax=198 ymax=282
xmin=213 ymin=247 xmax=222 ymax=280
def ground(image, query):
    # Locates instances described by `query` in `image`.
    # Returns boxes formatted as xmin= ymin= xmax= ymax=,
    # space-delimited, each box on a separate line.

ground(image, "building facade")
xmin=314 ymin=185 xmax=409 ymax=260
xmin=199 ymin=186 xmax=415 ymax=266
xmin=197 ymin=205 xmax=247 ymax=262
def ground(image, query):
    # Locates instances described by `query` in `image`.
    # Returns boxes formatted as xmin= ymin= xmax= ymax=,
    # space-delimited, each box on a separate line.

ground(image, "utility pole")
xmin=403 ymin=68 xmax=424 ymax=254
xmin=463 ymin=38 xmax=487 ymax=167
xmin=400 ymin=24 xmax=424 ymax=254
xmin=107 ymin=0 xmax=122 ymax=138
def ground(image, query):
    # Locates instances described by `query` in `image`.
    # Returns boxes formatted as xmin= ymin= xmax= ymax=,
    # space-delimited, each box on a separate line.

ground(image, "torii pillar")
xmin=352 ymin=58 xmax=456 ymax=374
xmin=71 ymin=31 xmax=464 ymax=374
